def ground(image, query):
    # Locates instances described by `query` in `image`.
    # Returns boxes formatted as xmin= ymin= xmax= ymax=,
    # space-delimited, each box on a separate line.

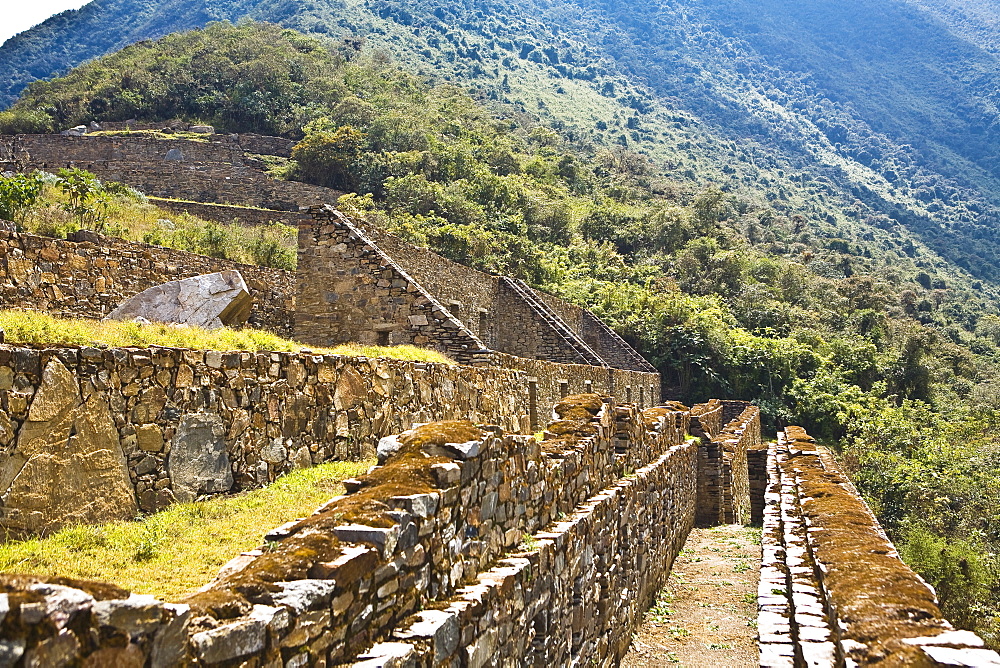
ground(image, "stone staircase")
xmin=501 ymin=276 xmax=607 ymax=367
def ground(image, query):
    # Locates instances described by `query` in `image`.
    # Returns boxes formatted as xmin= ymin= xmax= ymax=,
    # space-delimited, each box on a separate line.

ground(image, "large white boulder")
xmin=105 ymin=269 xmax=252 ymax=329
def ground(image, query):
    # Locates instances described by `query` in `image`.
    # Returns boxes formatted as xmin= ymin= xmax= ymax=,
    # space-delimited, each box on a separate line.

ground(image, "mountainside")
xmin=8 ymin=0 xmax=1000 ymax=645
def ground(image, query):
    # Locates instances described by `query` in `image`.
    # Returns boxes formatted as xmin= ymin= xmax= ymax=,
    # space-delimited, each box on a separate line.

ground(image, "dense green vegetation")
xmin=0 ymin=168 xmax=297 ymax=269
xmin=5 ymin=7 xmax=1000 ymax=646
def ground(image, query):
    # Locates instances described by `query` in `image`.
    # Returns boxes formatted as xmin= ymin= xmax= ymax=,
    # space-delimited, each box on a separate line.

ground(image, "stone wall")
xmin=493 ymin=278 xmax=602 ymax=365
xmin=759 ymin=427 xmax=1000 ymax=667
xmin=0 ymin=344 xmax=528 ymax=535
xmin=748 ymin=443 xmax=768 ymax=526
xmin=718 ymin=404 xmax=760 ymax=525
xmin=0 ymin=134 xmax=341 ymax=210
xmin=356 ymin=220 xmax=498 ymax=342
xmin=149 ymin=198 xmax=308 ymax=229
xmin=0 ymin=396 xmax=697 ymax=667
xmin=89 ymin=126 xmax=296 ymax=158
xmin=693 ymin=401 xmax=760 ymax=527
xmin=0 ymin=229 xmax=294 ymax=335
xmin=300 ymin=207 xmax=652 ymax=371
xmin=498 ymin=354 xmax=661 ymax=431
xmin=295 ymin=211 xmax=490 ymax=365
xmin=581 ymin=310 xmax=658 ymax=372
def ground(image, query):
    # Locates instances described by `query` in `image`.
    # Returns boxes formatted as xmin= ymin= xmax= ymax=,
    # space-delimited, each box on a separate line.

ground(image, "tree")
xmin=291 ymin=123 xmax=366 ymax=191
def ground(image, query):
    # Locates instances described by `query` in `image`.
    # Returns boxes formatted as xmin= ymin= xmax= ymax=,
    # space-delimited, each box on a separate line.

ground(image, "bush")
xmin=291 ymin=122 xmax=365 ymax=190
xmin=0 ymin=109 xmax=54 ymax=134
xmin=0 ymin=171 xmax=43 ymax=222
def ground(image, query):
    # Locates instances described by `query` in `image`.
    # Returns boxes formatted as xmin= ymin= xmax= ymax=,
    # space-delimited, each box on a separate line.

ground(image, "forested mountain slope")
xmin=5 ymin=0 xmax=1000 ymax=290
xmin=7 ymin=1 xmax=1000 ymax=645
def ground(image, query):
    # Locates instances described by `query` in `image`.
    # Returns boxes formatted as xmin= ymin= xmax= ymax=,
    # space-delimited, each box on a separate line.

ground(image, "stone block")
xmin=168 ymin=413 xmax=233 ymax=503
xmin=271 ymin=580 xmax=338 ymax=614
xmin=105 ymin=270 xmax=252 ymax=329
xmin=395 ymin=609 xmax=459 ymax=665
xmin=135 ymin=424 xmax=164 ymax=452
xmin=191 ymin=618 xmax=266 ymax=664
xmin=92 ymin=594 xmax=163 ymax=635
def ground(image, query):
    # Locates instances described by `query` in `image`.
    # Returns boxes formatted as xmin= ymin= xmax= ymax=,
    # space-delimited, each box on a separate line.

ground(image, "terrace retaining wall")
xmin=0 ymin=134 xmax=341 ymax=210
xmin=0 ymin=397 xmax=697 ymax=667
xmin=0 ymin=344 xmax=527 ymax=536
xmin=759 ymin=427 xmax=1000 ymax=667
xmin=0 ymin=228 xmax=294 ymax=336
xmin=0 ymin=343 xmax=659 ymax=537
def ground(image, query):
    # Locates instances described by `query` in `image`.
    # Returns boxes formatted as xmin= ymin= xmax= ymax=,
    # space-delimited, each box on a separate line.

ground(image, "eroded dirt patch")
xmin=622 ymin=525 xmax=760 ymax=667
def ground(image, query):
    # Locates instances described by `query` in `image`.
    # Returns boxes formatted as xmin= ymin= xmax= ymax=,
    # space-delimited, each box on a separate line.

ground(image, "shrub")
xmin=0 ymin=109 xmax=54 ymax=134
xmin=0 ymin=171 xmax=44 ymax=222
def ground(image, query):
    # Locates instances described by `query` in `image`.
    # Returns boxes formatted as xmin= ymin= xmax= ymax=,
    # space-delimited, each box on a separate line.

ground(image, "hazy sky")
xmin=1 ymin=1 xmax=91 ymax=46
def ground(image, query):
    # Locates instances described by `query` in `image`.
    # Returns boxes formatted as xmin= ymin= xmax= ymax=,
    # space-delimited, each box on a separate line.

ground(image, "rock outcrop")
xmin=104 ymin=269 xmax=252 ymax=329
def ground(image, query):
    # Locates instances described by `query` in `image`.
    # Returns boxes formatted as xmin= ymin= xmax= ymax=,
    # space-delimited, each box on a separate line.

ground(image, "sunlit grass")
xmin=0 ymin=310 xmax=456 ymax=364
xmin=21 ymin=183 xmax=297 ymax=270
xmin=328 ymin=342 xmax=456 ymax=365
xmin=0 ymin=460 xmax=374 ymax=601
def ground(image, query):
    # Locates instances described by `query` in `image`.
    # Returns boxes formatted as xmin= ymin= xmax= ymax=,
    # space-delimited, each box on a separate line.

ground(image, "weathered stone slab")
xmin=168 ymin=413 xmax=233 ymax=503
xmin=1 ymin=359 xmax=137 ymax=534
xmin=105 ymin=270 xmax=252 ymax=329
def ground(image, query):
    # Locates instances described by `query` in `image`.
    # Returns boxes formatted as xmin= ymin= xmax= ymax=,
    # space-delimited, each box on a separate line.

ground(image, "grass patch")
xmin=19 ymin=179 xmax=297 ymax=270
xmin=0 ymin=310 xmax=456 ymax=364
xmin=0 ymin=460 xmax=374 ymax=601
xmin=328 ymin=342 xmax=456 ymax=365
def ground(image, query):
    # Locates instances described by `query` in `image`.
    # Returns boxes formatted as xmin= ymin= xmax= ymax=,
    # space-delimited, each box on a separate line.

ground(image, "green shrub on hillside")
xmin=0 ymin=171 xmax=43 ymax=222
xmin=0 ymin=108 xmax=53 ymax=134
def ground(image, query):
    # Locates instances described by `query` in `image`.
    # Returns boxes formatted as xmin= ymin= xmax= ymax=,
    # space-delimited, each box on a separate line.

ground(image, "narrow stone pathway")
xmin=622 ymin=525 xmax=761 ymax=667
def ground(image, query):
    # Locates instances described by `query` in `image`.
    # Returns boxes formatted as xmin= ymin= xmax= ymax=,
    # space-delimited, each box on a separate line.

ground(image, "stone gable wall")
xmin=493 ymin=280 xmax=589 ymax=363
xmin=354 ymin=220 xmax=499 ymax=342
xmin=0 ymin=229 xmax=294 ymax=336
xmin=300 ymin=208 xmax=652 ymax=370
xmin=581 ymin=310 xmax=658 ymax=372
xmin=295 ymin=213 xmax=490 ymax=365
xmin=0 ymin=398 xmax=696 ymax=667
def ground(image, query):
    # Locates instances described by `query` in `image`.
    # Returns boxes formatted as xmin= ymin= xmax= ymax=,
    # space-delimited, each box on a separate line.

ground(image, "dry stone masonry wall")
xmin=0 ymin=134 xmax=341 ymax=210
xmin=295 ymin=210 xmax=490 ymax=365
xmin=0 ymin=344 xmax=528 ymax=535
xmin=759 ymin=427 xmax=1000 ymax=667
xmin=691 ymin=399 xmax=760 ymax=527
xmin=148 ymin=198 xmax=308 ymax=229
xmin=0 ymin=396 xmax=697 ymax=667
xmin=0 ymin=341 xmax=659 ymax=537
xmin=297 ymin=206 xmax=653 ymax=371
xmin=0 ymin=228 xmax=294 ymax=336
